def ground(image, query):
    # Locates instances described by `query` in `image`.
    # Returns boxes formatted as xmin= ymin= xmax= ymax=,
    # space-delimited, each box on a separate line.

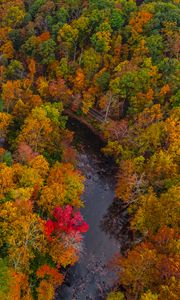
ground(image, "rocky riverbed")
xmin=56 ymin=118 xmax=131 ymax=300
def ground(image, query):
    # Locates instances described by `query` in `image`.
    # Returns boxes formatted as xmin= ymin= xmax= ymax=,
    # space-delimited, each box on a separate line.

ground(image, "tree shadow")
xmin=100 ymin=198 xmax=133 ymax=253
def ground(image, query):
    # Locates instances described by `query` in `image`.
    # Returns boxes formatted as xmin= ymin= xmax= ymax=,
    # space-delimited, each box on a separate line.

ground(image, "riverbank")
xmin=64 ymin=109 xmax=107 ymax=143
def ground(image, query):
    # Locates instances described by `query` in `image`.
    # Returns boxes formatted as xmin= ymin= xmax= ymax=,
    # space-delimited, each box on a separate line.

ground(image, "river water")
xmin=56 ymin=118 xmax=130 ymax=300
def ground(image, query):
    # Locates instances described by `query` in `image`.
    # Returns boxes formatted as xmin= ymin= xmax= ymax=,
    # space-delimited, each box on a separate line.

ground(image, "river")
xmin=56 ymin=118 xmax=130 ymax=300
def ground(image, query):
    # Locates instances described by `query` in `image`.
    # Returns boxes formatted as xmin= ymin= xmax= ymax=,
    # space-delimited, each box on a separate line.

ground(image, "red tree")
xmin=45 ymin=205 xmax=89 ymax=240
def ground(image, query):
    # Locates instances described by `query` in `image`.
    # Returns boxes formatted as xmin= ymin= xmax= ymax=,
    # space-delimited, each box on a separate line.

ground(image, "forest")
xmin=0 ymin=0 xmax=179 ymax=299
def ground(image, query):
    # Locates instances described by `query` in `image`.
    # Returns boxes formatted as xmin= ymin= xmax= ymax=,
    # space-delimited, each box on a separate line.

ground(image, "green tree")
xmin=146 ymin=34 xmax=164 ymax=63
xmin=5 ymin=60 xmax=24 ymax=80
xmin=38 ymin=39 xmax=56 ymax=65
xmin=58 ymin=24 xmax=79 ymax=58
xmin=110 ymin=9 xmax=124 ymax=31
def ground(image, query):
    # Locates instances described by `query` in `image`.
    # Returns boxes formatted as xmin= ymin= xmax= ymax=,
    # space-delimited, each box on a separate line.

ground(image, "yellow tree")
xmin=38 ymin=162 xmax=84 ymax=213
xmin=116 ymin=157 xmax=146 ymax=203
xmin=0 ymin=163 xmax=15 ymax=199
xmin=145 ymin=150 xmax=178 ymax=189
xmin=29 ymin=155 xmax=49 ymax=178
xmin=36 ymin=265 xmax=63 ymax=300
xmin=0 ymin=199 xmax=45 ymax=273
xmin=2 ymin=80 xmax=21 ymax=112
xmin=0 ymin=112 xmax=12 ymax=138
xmin=131 ymin=186 xmax=180 ymax=233
xmin=17 ymin=107 xmax=52 ymax=153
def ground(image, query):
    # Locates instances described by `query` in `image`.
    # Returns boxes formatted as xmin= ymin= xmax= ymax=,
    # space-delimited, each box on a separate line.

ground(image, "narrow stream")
xmin=56 ymin=118 xmax=130 ymax=300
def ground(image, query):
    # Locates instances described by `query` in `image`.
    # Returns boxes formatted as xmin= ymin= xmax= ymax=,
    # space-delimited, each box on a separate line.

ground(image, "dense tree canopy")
xmin=0 ymin=0 xmax=179 ymax=299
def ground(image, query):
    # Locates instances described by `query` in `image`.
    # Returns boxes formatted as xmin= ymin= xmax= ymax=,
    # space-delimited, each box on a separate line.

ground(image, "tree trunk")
xmin=104 ymin=91 xmax=113 ymax=122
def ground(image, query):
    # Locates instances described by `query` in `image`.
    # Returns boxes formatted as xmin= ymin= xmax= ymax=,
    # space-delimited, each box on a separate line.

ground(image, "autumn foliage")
xmin=0 ymin=0 xmax=179 ymax=299
xmin=45 ymin=205 xmax=89 ymax=240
